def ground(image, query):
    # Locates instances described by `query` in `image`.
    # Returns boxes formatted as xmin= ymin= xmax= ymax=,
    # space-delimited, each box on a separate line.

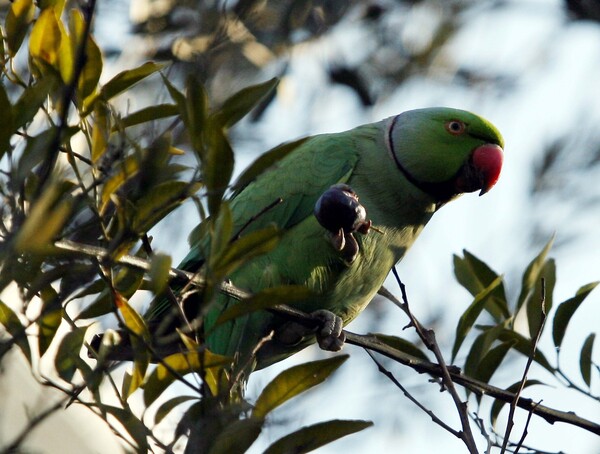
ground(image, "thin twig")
xmin=50 ymin=239 xmax=600 ymax=437
xmin=389 ymin=268 xmax=479 ymax=454
xmin=365 ymin=349 xmax=462 ymax=436
xmin=501 ymin=280 xmax=547 ymax=453
xmin=513 ymin=400 xmax=542 ymax=454
xmin=1 ymin=398 xmax=67 ymax=453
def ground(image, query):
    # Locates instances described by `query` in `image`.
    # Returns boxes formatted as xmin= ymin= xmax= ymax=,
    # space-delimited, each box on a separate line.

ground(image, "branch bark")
xmin=53 ymin=239 xmax=600 ymax=437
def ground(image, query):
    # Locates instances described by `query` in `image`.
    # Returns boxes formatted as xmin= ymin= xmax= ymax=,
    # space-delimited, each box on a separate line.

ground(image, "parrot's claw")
xmin=311 ymin=309 xmax=345 ymax=352
xmin=315 ymin=184 xmax=375 ymax=264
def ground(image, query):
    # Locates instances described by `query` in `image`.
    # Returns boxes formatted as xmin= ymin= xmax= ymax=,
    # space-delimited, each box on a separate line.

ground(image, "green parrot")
xmin=97 ymin=107 xmax=504 ymax=375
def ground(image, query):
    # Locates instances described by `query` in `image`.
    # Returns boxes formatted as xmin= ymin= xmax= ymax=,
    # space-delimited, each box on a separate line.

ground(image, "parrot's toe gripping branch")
xmin=311 ymin=309 xmax=346 ymax=352
xmin=314 ymin=184 xmax=375 ymax=264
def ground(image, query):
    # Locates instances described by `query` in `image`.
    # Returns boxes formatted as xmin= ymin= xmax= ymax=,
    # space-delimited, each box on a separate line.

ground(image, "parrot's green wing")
xmin=179 ymin=132 xmax=361 ymax=271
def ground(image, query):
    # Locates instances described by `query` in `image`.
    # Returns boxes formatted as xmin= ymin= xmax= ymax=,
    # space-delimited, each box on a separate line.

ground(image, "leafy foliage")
xmin=0 ymin=2 xmax=598 ymax=453
xmin=0 ymin=3 xmax=369 ymax=452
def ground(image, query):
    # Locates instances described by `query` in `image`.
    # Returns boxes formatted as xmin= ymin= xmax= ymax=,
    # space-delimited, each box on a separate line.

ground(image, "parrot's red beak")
xmin=472 ymin=144 xmax=504 ymax=195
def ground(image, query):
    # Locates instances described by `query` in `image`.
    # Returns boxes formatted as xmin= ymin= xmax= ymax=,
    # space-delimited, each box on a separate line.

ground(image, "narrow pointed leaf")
xmin=0 ymin=85 xmax=13 ymax=159
xmin=204 ymin=126 xmax=234 ymax=216
xmin=185 ymin=75 xmax=209 ymax=154
xmin=101 ymin=61 xmax=165 ymax=100
xmin=215 ymin=285 xmax=314 ymax=327
xmin=453 ymin=250 xmax=509 ymax=321
xmin=13 ymin=76 xmax=56 ymax=129
xmin=102 ymin=405 xmax=149 ymax=452
xmin=579 ymin=333 xmax=595 ymax=387
xmin=215 ymin=77 xmax=279 ymax=129
xmin=253 ymin=355 xmax=348 ymax=419
xmin=5 ymin=0 xmax=36 ymax=57
xmin=154 ymin=395 xmax=196 ymax=425
xmin=118 ymin=104 xmax=179 ymax=130
xmin=464 ymin=323 xmax=506 ymax=378
xmin=55 ymin=326 xmax=89 ymax=381
xmin=143 ymin=350 xmax=230 ymax=406
xmin=213 ymin=225 xmax=282 ymax=277
xmin=552 ymin=282 xmax=598 ymax=348
xmin=264 ymin=419 xmax=373 ymax=454
xmin=0 ymin=300 xmax=31 ymax=362
xmin=526 ymin=258 xmax=555 ymax=340
xmin=497 ymin=329 xmax=555 ymax=373
xmin=474 ymin=340 xmax=514 ymax=384
xmin=231 ymin=138 xmax=308 ymax=196
xmin=490 ymin=380 xmax=545 ymax=428
xmin=372 ymin=333 xmax=430 ymax=362
xmin=516 ymin=236 xmax=554 ymax=313
xmin=451 ymin=275 xmax=504 ymax=362
xmin=208 ymin=418 xmax=263 ymax=454
xmin=29 ymin=8 xmax=61 ymax=66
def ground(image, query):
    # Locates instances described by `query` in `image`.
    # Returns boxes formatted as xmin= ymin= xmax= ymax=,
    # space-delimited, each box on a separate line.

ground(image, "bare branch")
xmin=386 ymin=269 xmax=479 ymax=454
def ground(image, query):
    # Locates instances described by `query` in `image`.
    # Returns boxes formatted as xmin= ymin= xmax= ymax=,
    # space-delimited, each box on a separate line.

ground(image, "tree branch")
xmin=52 ymin=239 xmax=600 ymax=437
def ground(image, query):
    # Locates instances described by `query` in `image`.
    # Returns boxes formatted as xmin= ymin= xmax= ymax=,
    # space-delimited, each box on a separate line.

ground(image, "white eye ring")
xmin=445 ymin=120 xmax=466 ymax=135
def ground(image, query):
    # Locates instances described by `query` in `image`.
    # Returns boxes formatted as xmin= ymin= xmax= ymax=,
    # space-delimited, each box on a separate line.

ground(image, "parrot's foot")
xmin=273 ymin=310 xmax=345 ymax=352
xmin=311 ymin=309 xmax=346 ymax=352
xmin=314 ymin=184 xmax=376 ymax=264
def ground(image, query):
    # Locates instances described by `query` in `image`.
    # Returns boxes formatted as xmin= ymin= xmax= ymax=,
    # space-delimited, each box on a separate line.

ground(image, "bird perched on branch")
xmin=93 ymin=107 xmax=504 ymax=378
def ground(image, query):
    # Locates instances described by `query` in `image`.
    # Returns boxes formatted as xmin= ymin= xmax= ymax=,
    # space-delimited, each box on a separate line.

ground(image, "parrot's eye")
xmin=445 ymin=120 xmax=466 ymax=135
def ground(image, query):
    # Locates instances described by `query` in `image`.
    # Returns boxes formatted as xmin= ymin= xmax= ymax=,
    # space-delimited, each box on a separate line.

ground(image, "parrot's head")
xmin=385 ymin=107 xmax=504 ymax=204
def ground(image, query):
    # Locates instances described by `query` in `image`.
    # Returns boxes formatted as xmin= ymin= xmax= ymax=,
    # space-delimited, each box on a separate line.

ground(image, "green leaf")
xmin=14 ymin=182 xmax=73 ymax=253
xmin=552 ymin=281 xmax=598 ymax=349
xmin=215 ymin=285 xmax=315 ymax=327
xmin=131 ymin=181 xmax=198 ymax=234
xmin=214 ymin=77 xmax=279 ymax=129
xmin=148 ymin=253 xmax=172 ymax=295
xmin=208 ymin=417 xmax=263 ymax=454
xmin=66 ymin=9 xmax=103 ymax=102
xmin=253 ymin=355 xmax=348 ymax=419
xmin=154 ymin=395 xmax=196 ymax=426
xmin=5 ymin=0 xmax=36 ymax=57
xmin=118 ymin=104 xmax=179 ymax=130
xmin=85 ymin=61 xmax=165 ymax=111
xmin=526 ymin=258 xmax=555 ymax=340
xmin=38 ymin=288 xmax=62 ymax=356
xmin=451 ymin=275 xmax=504 ymax=362
xmin=497 ymin=329 xmax=555 ymax=374
xmin=579 ymin=333 xmax=595 ymax=387
xmin=185 ymin=75 xmax=209 ymax=154
xmin=143 ymin=350 xmax=230 ymax=406
xmin=463 ymin=323 xmax=506 ymax=378
xmin=453 ymin=250 xmax=509 ymax=321
xmin=490 ymin=379 xmax=546 ymax=428
xmin=55 ymin=326 xmax=89 ymax=382
xmin=101 ymin=61 xmax=165 ymax=100
xmin=0 ymin=300 xmax=31 ymax=362
xmin=473 ymin=340 xmax=514 ymax=384
xmin=231 ymin=138 xmax=308 ymax=196
xmin=100 ymin=155 xmax=139 ymax=212
xmin=213 ymin=225 xmax=282 ymax=277
xmin=102 ymin=405 xmax=149 ymax=452
xmin=13 ymin=76 xmax=56 ymax=130
xmin=264 ymin=419 xmax=373 ymax=454
xmin=371 ymin=333 xmax=430 ymax=362
xmin=204 ymin=126 xmax=234 ymax=216
xmin=0 ymin=84 xmax=14 ymax=159
xmin=516 ymin=236 xmax=554 ymax=314
xmin=29 ymin=7 xmax=62 ymax=66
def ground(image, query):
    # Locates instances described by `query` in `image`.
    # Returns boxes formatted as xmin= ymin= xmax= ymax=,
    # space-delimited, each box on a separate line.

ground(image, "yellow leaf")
xmin=29 ymin=8 xmax=62 ymax=67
